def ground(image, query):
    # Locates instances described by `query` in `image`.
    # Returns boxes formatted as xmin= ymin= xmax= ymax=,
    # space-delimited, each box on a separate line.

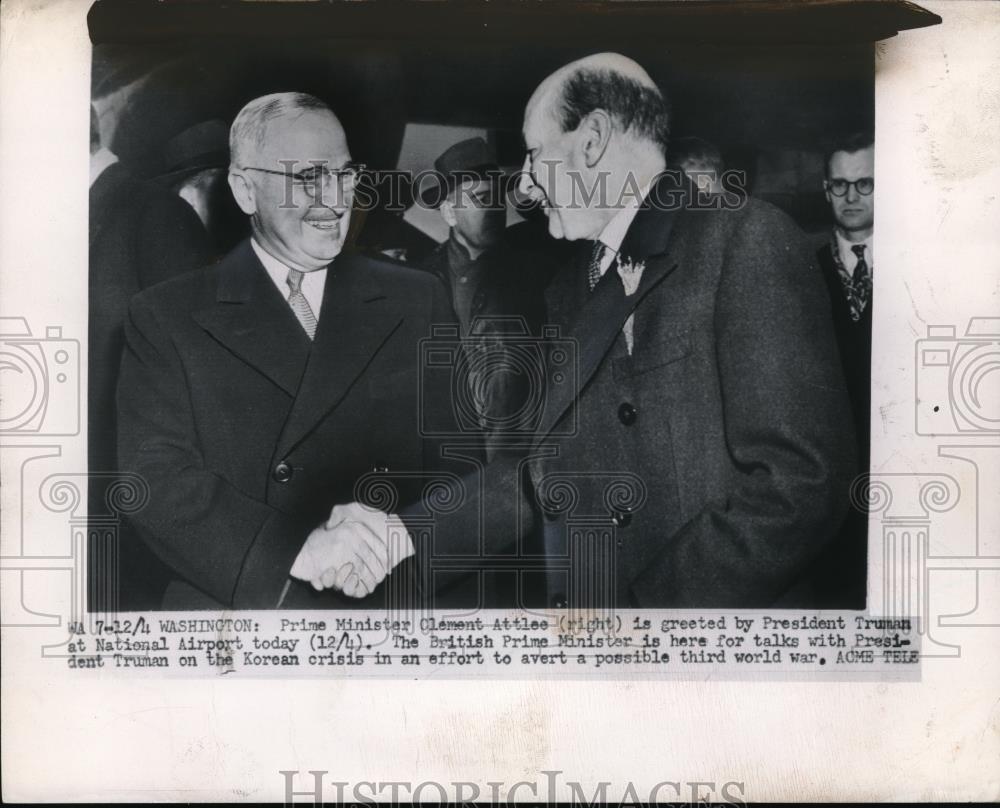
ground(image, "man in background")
xmin=669 ymin=135 xmax=726 ymax=196
xmin=817 ymin=131 xmax=874 ymax=463
xmin=419 ymin=137 xmax=546 ymax=336
xmin=419 ymin=137 xmax=551 ymax=456
xmin=88 ymin=103 xmax=213 ymax=610
xmin=156 ymin=118 xmax=248 ymax=258
xmin=812 ymin=130 xmax=875 ymax=608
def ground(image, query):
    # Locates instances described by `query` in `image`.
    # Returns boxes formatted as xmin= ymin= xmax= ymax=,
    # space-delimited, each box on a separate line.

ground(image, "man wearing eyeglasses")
xmin=813 ymin=130 xmax=874 ymax=608
xmin=117 ymin=92 xmax=457 ymax=609
xmin=818 ymin=132 xmax=874 ymax=466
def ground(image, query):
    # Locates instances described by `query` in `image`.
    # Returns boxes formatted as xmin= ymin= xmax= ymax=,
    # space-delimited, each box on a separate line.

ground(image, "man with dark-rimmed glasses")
xmin=818 ymin=131 xmax=874 ymax=461
xmin=117 ymin=92 xmax=459 ymax=610
xmin=813 ymin=130 xmax=874 ymax=608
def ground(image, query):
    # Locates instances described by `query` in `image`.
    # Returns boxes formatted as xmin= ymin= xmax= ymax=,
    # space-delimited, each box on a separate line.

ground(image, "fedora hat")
xmin=418 ymin=137 xmax=505 ymax=208
xmin=155 ymin=119 xmax=230 ymax=184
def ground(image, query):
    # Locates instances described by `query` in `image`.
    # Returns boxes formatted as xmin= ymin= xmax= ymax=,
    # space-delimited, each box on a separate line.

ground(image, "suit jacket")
xmin=117 ymin=239 xmax=458 ymax=609
xmin=810 ymin=239 xmax=872 ymax=608
xmin=89 ymin=162 xmax=213 ymax=610
xmin=816 ymin=239 xmax=872 ymax=467
xmin=403 ymin=175 xmax=858 ymax=609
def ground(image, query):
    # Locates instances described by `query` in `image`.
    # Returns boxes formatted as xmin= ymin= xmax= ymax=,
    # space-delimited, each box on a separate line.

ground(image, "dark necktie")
xmin=286 ymin=269 xmax=318 ymax=339
xmin=847 ymin=244 xmax=872 ymax=322
xmin=587 ymin=240 xmax=608 ymax=292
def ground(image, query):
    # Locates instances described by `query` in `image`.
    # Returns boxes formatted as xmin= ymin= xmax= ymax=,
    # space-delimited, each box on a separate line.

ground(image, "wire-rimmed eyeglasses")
xmin=240 ymin=162 xmax=366 ymax=196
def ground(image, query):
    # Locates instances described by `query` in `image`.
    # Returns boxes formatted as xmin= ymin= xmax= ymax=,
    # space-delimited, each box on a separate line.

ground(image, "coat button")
xmin=618 ymin=402 xmax=637 ymax=425
xmin=611 ymin=511 xmax=632 ymax=528
xmin=273 ymin=461 xmax=293 ymax=483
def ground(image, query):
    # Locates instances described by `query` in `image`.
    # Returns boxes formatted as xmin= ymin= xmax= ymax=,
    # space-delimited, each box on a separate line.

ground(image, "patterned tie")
xmin=286 ymin=268 xmax=318 ymax=339
xmin=847 ymin=244 xmax=872 ymax=322
xmin=587 ymin=240 xmax=608 ymax=292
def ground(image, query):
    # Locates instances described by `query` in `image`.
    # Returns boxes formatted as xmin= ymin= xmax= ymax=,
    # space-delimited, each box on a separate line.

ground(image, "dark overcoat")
xmin=405 ymin=177 xmax=858 ymax=609
xmin=89 ymin=162 xmax=213 ymax=609
xmin=117 ymin=239 xmax=458 ymax=609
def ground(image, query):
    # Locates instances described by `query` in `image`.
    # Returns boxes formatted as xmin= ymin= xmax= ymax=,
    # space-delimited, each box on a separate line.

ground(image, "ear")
xmin=228 ymin=170 xmax=257 ymax=216
xmin=579 ymin=109 xmax=613 ymax=169
xmin=823 ymin=183 xmax=833 ymax=206
xmin=440 ymin=199 xmax=457 ymax=228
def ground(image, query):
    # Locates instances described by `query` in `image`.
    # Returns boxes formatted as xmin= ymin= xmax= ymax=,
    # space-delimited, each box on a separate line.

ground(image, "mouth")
xmin=304 ymin=217 xmax=341 ymax=232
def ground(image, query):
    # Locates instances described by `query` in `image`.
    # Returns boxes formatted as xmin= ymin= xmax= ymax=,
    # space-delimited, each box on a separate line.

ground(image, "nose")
xmin=517 ymin=155 xmax=544 ymax=203
xmin=845 ymin=183 xmax=859 ymax=203
xmin=313 ymin=172 xmax=353 ymax=210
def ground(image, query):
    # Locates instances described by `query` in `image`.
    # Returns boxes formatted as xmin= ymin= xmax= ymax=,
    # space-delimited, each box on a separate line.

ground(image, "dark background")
xmin=93 ymin=35 xmax=873 ymax=240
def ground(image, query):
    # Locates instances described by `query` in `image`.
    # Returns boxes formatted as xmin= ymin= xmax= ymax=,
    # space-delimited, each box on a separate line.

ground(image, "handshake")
xmin=288 ymin=502 xmax=414 ymax=598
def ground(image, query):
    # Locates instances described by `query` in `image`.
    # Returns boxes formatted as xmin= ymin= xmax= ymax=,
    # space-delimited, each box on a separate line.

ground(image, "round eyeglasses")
xmin=825 ymin=177 xmax=874 ymax=197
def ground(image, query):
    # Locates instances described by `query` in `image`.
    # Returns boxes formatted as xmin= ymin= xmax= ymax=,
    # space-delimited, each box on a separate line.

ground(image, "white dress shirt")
xmin=835 ymin=231 xmax=873 ymax=277
xmin=251 ymin=238 xmax=327 ymax=317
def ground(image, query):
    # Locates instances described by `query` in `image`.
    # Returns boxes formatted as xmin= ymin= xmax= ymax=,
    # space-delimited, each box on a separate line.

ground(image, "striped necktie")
xmin=286 ymin=268 xmax=318 ymax=340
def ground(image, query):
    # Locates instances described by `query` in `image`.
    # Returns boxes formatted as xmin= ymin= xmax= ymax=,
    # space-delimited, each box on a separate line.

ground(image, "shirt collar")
xmin=834 ymin=230 xmax=873 ymax=274
xmin=250 ymin=238 xmax=327 ymax=277
xmin=251 ymin=238 xmax=293 ymax=282
xmin=250 ymin=238 xmax=328 ymax=307
xmin=89 ymin=147 xmax=119 ymax=187
xmin=596 ymin=180 xmax=653 ymax=257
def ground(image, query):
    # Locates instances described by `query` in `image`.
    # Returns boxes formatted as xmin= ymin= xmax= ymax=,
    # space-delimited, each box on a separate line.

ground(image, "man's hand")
xmin=326 ymin=502 xmax=415 ymax=572
xmin=288 ymin=503 xmax=415 ymax=598
xmin=289 ymin=519 xmax=389 ymax=598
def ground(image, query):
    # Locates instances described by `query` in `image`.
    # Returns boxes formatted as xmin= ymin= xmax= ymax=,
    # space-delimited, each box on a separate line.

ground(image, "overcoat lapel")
xmin=192 ymin=240 xmax=311 ymax=397
xmin=533 ymin=173 xmax=687 ymax=444
xmin=275 ymin=252 xmax=403 ymax=457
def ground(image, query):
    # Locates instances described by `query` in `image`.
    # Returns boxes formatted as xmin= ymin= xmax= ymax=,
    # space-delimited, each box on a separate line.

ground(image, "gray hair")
xmin=229 ymin=92 xmax=332 ymax=168
xmin=554 ymin=56 xmax=670 ymax=155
